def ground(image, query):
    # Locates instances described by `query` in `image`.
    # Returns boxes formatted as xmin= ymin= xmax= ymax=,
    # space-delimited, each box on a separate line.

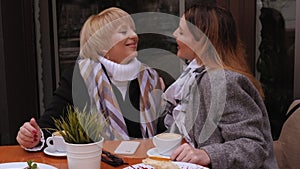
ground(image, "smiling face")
xmin=173 ymin=16 xmax=198 ymax=61
xmin=79 ymin=7 xmax=139 ymax=62
xmin=106 ymin=22 xmax=138 ymax=64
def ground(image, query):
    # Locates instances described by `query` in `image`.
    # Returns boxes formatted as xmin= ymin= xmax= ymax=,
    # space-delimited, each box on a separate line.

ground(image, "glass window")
xmin=256 ymin=0 xmax=296 ymax=139
xmin=55 ymin=0 xmax=181 ymax=74
xmin=55 ymin=0 xmax=218 ymax=77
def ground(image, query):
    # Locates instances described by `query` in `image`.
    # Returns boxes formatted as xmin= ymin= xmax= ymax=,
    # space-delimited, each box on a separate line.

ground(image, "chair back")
xmin=274 ymin=99 xmax=300 ymax=169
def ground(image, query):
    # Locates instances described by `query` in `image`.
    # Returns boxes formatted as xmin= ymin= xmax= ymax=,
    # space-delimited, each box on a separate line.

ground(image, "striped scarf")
xmin=163 ymin=59 xmax=206 ymax=146
xmin=78 ymin=58 xmax=161 ymax=140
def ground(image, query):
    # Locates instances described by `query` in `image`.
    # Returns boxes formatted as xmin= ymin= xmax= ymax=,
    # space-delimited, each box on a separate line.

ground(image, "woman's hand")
xmin=171 ymin=143 xmax=211 ymax=166
xmin=16 ymin=118 xmax=42 ymax=148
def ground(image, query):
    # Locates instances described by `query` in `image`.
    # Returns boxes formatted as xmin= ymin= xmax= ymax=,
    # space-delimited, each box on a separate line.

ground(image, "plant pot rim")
xmin=64 ymin=137 xmax=104 ymax=146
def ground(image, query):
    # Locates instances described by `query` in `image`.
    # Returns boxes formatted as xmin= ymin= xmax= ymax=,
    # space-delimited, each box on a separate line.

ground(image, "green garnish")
xmin=26 ymin=160 xmax=38 ymax=169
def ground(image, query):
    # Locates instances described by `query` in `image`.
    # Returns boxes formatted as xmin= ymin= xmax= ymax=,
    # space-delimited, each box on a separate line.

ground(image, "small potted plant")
xmin=53 ymin=105 xmax=107 ymax=169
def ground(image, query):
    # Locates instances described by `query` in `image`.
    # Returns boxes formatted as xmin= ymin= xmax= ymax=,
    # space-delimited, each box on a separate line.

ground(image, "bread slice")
xmin=142 ymin=158 xmax=180 ymax=169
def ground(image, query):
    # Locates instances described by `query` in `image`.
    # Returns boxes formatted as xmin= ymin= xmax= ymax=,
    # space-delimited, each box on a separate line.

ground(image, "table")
xmin=0 ymin=139 xmax=154 ymax=169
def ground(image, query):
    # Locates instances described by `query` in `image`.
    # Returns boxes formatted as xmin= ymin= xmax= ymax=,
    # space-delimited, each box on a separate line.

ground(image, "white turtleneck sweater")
xmin=99 ymin=57 xmax=142 ymax=100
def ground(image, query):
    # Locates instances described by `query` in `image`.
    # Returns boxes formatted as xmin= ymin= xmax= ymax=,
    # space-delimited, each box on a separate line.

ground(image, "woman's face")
xmin=173 ymin=16 xmax=197 ymax=61
xmin=106 ymin=22 xmax=138 ymax=64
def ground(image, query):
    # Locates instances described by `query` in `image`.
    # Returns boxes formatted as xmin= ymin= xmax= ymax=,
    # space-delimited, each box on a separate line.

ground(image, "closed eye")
xmin=119 ymin=31 xmax=127 ymax=34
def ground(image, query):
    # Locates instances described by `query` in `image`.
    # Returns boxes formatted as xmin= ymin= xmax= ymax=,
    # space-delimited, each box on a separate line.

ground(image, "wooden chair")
xmin=273 ymin=99 xmax=300 ymax=169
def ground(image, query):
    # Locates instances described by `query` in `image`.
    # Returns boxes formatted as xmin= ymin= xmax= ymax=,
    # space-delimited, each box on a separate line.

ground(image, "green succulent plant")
xmin=53 ymin=105 xmax=107 ymax=144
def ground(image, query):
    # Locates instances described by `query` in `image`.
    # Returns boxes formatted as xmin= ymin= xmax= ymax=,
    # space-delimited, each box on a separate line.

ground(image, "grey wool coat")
xmin=183 ymin=69 xmax=278 ymax=169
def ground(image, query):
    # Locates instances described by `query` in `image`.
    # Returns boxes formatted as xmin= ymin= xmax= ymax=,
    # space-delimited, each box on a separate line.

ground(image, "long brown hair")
xmin=185 ymin=4 xmax=264 ymax=98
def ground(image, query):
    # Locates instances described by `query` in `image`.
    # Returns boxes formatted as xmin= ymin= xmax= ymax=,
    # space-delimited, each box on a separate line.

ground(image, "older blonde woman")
xmin=17 ymin=7 xmax=167 ymax=149
xmin=76 ymin=7 xmax=166 ymax=140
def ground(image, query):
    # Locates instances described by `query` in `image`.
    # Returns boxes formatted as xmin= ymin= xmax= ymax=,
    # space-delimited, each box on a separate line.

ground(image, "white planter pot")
xmin=65 ymin=137 xmax=104 ymax=169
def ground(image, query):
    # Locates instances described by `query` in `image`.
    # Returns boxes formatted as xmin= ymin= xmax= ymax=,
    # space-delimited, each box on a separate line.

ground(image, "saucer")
xmin=0 ymin=162 xmax=57 ymax=169
xmin=43 ymin=147 xmax=66 ymax=157
xmin=146 ymin=148 xmax=170 ymax=158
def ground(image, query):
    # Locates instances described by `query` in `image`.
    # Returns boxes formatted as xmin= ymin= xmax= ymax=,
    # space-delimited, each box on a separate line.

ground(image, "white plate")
xmin=0 ymin=162 xmax=57 ymax=169
xmin=146 ymin=148 xmax=170 ymax=159
xmin=123 ymin=161 xmax=208 ymax=169
xmin=43 ymin=147 xmax=67 ymax=157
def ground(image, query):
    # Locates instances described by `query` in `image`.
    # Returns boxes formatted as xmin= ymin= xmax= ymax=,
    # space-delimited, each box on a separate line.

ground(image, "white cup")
xmin=153 ymin=133 xmax=182 ymax=156
xmin=46 ymin=131 xmax=66 ymax=152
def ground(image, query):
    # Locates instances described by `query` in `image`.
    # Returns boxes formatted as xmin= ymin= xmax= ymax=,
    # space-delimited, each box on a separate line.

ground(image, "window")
xmin=256 ymin=0 xmax=297 ymax=139
xmin=54 ymin=0 xmax=183 ymax=75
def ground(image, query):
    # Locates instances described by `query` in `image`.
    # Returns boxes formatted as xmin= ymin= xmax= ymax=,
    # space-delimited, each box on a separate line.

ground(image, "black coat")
xmin=38 ymin=64 xmax=174 ymax=139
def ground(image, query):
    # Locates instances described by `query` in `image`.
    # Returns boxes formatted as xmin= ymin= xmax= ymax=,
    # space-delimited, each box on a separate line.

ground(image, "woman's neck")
xmin=99 ymin=56 xmax=141 ymax=82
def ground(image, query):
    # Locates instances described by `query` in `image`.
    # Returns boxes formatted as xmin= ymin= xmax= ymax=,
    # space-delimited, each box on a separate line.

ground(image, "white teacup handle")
xmin=46 ymin=137 xmax=54 ymax=149
xmin=152 ymin=137 xmax=158 ymax=147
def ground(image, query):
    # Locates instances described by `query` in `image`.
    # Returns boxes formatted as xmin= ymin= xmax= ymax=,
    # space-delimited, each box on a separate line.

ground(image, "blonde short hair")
xmin=79 ymin=7 xmax=135 ymax=60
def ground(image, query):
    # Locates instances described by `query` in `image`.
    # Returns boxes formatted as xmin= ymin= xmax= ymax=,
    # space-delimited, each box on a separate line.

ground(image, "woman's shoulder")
xmin=200 ymin=69 xmax=252 ymax=84
xmin=199 ymin=69 xmax=258 ymax=94
xmin=198 ymin=69 xmax=264 ymax=107
xmin=224 ymin=69 xmax=258 ymax=92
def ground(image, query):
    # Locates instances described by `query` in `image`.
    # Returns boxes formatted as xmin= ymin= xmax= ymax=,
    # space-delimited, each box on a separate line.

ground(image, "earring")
xmin=105 ymin=53 xmax=110 ymax=60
